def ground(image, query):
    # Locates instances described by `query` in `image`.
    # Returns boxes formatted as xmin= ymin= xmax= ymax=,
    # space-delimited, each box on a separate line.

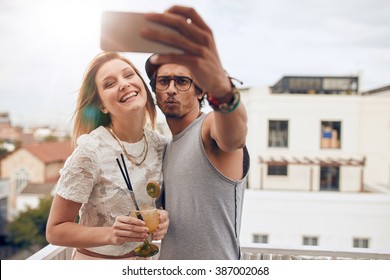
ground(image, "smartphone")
xmin=100 ymin=11 xmax=183 ymax=54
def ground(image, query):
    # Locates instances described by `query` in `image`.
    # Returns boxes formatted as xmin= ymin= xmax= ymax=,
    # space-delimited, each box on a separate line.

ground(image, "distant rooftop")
xmin=22 ymin=141 xmax=72 ymax=164
xmin=22 ymin=182 xmax=55 ymax=195
xmin=271 ymin=75 xmax=359 ymax=95
xmin=361 ymin=84 xmax=390 ymax=96
xmin=0 ymin=112 xmax=11 ymax=124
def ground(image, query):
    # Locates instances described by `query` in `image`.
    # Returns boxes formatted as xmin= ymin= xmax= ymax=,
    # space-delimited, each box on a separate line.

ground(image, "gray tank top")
xmin=159 ymin=114 xmax=249 ymax=260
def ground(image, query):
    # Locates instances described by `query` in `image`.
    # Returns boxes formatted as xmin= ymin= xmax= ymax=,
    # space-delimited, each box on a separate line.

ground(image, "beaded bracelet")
xmin=207 ymin=86 xmax=241 ymax=114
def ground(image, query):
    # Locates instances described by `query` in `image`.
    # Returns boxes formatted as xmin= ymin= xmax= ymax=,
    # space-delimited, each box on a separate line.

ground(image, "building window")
xmin=303 ymin=236 xmax=318 ymax=246
xmin=320 ymin=166 xmax=340 ymax=191
xmin=353 ymin=238 xmax=369 ymax=248
xmin=269 ymin=120 xmax=288 ymax=148
xmin=14 ymin=168 xmax=29 ymax=194
xmin=253 ymin=234 xmax=268 ymax=244
xmin=267 ymin=165 xmax=288 ymax=176
xmin=321 ymin=121 xmax=341 ymax=149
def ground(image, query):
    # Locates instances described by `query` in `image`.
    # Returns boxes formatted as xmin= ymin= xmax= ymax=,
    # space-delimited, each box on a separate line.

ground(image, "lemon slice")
xmin=146 ymin=181 xmax=161 ymax=198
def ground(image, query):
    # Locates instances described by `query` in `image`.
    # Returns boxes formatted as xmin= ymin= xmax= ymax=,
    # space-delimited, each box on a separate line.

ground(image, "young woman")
xmin=46 ymin=52 xmax=168 ymax=259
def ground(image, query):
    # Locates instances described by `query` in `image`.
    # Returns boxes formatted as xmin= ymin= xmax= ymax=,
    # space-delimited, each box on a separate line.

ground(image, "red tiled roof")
xmin=22 ymin=182 xmax=56 ymax=195
xmin=23 ymin=141 xmax=73 ymax=163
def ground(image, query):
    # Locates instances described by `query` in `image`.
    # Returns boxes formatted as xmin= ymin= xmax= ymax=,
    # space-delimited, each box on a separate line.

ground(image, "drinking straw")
xmin=115 ymin=154 xmax=143 ymax=221
xmin=116 ymin=157 xmax=130 ymax=188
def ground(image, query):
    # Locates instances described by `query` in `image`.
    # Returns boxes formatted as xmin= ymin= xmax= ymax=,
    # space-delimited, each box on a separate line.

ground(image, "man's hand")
xmin=152 ymin=209 xmax=169 ymax=240
xmin=142 ymin=5 xmax=231 ymax=99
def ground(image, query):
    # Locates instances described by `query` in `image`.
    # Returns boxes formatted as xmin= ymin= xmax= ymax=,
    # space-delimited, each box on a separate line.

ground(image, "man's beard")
xmin=164 ymin=111 xmax=181 ymax=119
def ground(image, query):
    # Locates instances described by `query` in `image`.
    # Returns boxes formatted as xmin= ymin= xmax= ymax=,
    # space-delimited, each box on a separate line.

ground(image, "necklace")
xmin=107 ymin=127 xmax=148 ymax=166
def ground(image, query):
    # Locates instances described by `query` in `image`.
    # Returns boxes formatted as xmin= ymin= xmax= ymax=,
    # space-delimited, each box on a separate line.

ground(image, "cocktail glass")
xmin=131 ymin=193 xmax=159 ymax=258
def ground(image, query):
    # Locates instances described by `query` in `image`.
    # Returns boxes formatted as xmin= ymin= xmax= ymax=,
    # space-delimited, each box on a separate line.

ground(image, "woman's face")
xmin=95 ymin=59 xmax=147 ymax=121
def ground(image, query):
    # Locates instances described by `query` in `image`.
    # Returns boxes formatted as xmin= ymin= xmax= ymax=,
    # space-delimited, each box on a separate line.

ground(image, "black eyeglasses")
xmin=152 ymin=76 xmax=194 ymax=91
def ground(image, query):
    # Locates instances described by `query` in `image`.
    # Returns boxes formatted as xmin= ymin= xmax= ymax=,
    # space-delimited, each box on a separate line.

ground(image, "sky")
xmin=1 ymin=0 xmax=390 ymax=128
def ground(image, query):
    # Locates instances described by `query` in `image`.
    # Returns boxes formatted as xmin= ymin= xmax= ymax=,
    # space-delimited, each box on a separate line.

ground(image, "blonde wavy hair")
xmin=72 ymin=52 xmax=156 ymax=147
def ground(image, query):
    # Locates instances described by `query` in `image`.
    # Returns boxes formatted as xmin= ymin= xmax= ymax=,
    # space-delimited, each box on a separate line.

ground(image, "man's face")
xmin=155 ymin=64 xmax=201 ymax=119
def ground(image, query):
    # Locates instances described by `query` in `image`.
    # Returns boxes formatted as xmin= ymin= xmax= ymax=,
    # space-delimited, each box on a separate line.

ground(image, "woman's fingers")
xmin=111 ymin=215 xmax=149 ymax=244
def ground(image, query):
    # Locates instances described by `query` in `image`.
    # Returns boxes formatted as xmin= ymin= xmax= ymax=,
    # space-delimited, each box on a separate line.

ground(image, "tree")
xmin=7 ymin=196 xmax=53 ymax=249
xmin=43 ymin=135 xmax=58 ymax=142
xmin=0 ymin=147 xmax=8 ymax=159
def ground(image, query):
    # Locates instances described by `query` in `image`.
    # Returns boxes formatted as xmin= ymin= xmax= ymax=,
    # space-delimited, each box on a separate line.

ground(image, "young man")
xmin=143 ymin=6 xmax=250 ymax=259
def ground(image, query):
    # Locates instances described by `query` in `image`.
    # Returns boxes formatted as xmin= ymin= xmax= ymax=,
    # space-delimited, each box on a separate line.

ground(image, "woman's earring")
xmin=100 ymin=105 xmax=108 ymax=114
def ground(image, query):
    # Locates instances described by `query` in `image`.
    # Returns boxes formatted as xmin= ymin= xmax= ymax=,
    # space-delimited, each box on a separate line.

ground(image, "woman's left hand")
xmin=152 ymin=209 xmax=169 ymax=240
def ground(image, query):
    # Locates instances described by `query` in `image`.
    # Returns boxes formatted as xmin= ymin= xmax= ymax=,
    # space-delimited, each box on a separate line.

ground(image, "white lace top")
xmin=55 ymin=126 xmax=167 ymax=256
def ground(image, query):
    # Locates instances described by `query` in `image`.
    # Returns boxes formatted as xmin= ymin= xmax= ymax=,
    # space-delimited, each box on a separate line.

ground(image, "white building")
xmin=240 ymin=189 xmax=390 ymax=252
xmin=239 ymin=76 xmax=390 ymax=251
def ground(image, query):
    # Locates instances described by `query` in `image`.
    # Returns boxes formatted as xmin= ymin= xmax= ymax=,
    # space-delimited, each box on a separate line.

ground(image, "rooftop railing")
xmin=240 ymin=243 xmax=390 ymax=260
xmin=27 ymin=243 xmax=390 ymax=260
xmin=27 ymin=244 xmax=73 ymax=260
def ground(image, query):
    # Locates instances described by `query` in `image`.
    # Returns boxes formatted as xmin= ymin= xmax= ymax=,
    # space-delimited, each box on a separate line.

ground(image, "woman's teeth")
xmin=120 ymin=92 xmax=138 ymax=102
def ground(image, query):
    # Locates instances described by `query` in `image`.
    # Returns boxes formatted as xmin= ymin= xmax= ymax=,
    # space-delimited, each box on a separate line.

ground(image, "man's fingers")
xmin=166 ymin=5 xmax=211 ymax=32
